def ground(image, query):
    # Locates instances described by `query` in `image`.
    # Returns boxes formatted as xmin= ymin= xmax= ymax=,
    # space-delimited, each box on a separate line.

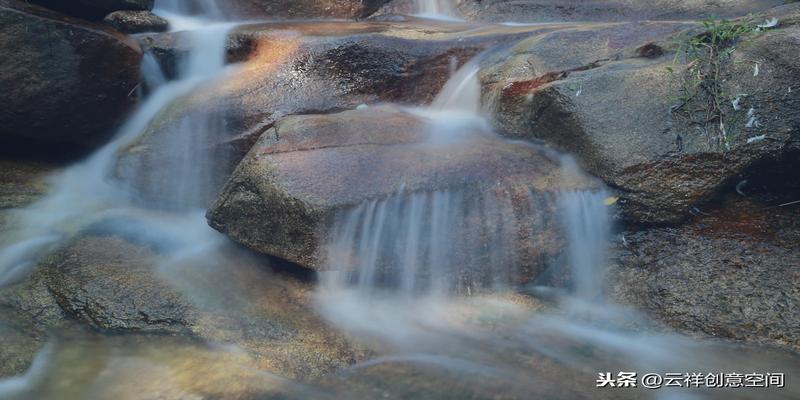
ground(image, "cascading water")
xmin=558 ymin=190 xmax=612 ymax=300
xmin=320 ymin=60 xmax=522 ymax=296
xmin=314 ymin=58 xmax=799 ymax=400
xmin=0 ymin=2 xmax=240 ymax=395
xmin=314 ymin=60 xmax=612 ymax=347
xmin=3 ymin=1 xmax=800 ymax=398
xmin=431 ymin=60 xmax=481 ymax=115
xmin=0 ymin=2 xmax=231 ymax=288
xmin=323 ymin=188 xmax=540 ymax=297
xmin=413 ymin=0 xmax=459 ymax=20
xmin=155 ymin=0 xmax=224 ymax=30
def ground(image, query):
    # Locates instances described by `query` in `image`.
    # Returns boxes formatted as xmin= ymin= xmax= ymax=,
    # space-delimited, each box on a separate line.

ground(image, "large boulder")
xmin=609 ymin=187 xmax=800 ymax=351
xmin=30 ymin=0 xmax=153 ymax=20
xmin=378 ymin=0 xmax=785 ymax=22
xmin=207 ymin=106 xmax=596 ymax=287
xmin=488 ymin=11 xmax=800 ymax=223
xmin=0 ymin=0 xmax=142 ymax=155
xmin=117 ymin=20 xmax=547 ymax=209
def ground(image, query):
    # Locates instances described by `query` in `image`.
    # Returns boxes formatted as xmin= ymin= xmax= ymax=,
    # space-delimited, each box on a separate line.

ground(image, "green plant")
xmin=669 ymin=16 xmax=758 ymax=149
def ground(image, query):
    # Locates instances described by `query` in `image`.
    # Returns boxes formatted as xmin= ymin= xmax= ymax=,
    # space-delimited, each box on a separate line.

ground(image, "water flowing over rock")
xmin=378 ymin=0 xmax=459 ymax=20
xmin=117 ymin=21 xmax=544 ymax=209
xmin=488 ymin=12 xmax=800 ymax=223
xmin=207 ymin=106 xmax=597 ymax=282
xmin=0 ymin=226 xmax=367 ymax=379
xmin=0 ymin=0 xmax=142 ymax=156
xmin=4 ymin=0 xmax=800 ymax=396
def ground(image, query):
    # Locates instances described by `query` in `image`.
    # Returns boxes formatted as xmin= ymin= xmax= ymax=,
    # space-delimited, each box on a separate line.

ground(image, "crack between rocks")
xmin=502 ymin=58 xmax=611 ymax=96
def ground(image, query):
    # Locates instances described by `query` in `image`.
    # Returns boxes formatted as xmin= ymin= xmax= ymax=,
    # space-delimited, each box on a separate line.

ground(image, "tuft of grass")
xmin=669 ymin=16 xmax=758 ymax=150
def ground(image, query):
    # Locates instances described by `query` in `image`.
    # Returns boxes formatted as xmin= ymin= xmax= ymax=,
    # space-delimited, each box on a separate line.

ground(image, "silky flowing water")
xmin=413 ymin=0 xmax=459 ymax=20
xmin=0 ymin=1 xmax=798 ymax=399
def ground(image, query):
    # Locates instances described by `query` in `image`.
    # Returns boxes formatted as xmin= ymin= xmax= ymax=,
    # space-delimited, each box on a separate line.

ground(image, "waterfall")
xmin=320 ymin=58 xmax=531 ymax=297
xmin=413 ymin=0 xmax=459 ymax=20
xmin=431 ymin=59 xmax=481 ymax=115
xmin=323 ymin=188 xmax=542 ymax=297
xmin=154 ymin=0 xmax=225 ymax=30
xmin=411 ymin=58 xmax=486 ymax=142
xmin=0 ymin=0 xmax=232 ymax=285
xmin=557 ymin=190 xmax=611 ymax=300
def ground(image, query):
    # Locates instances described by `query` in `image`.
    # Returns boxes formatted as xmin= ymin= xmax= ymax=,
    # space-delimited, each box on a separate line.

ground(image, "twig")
xmin=127 ymin=83 xmax=142 ymax=97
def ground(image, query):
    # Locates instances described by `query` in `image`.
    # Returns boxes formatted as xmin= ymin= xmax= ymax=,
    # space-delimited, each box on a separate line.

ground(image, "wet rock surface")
xmin=224 ymin=0 xmax=391 ymax=20
xmin=103 ymin=10 xmax=168 ymax=34
xmin=30 ymin=0 xmax=153 ymax=20
xmin=379 ymin=0 xmax=785 ymax=23
xmin=0 ymin=312 xmax=45 ymax=377
xmin=0 ymin=161 xmax=54 ymax=211
xmin=0 ymin=230 xmax=366 ymax=379
xmin=206 ymin=106 xmax=594 ymax=275
xmin=488 ymin=9 xmax=800 ymax=223
xmin=0 ymin=0 xmax=142 ymax=156
xmin=610 ymin=184 xmax=800 ymax=351
xmin=43 ymin=235 xmax=193 ymax=334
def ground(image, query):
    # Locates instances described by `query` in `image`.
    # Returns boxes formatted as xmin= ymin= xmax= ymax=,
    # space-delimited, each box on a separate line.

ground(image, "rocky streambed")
xmin=1 ymin=0 xmax=799 ymax=399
